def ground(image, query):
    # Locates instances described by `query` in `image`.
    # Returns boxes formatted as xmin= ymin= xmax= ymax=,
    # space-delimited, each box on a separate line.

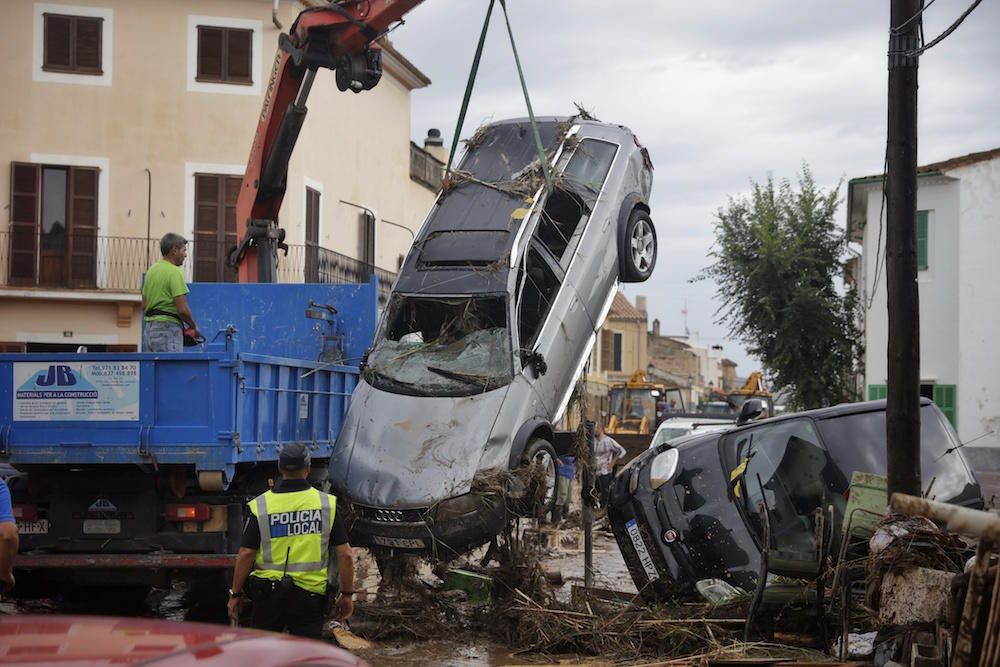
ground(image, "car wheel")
xmin=519 ymin=438 xmax=557 ymax=519
xmin=620 ymin=209 xmax=657 ymax=282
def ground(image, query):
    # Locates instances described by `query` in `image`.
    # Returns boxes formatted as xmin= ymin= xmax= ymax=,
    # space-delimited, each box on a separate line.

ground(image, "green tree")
xmin=698 ymin=166 xmax=862 ymax=409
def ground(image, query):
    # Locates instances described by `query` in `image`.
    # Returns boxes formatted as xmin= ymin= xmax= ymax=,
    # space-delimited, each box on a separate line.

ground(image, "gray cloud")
xmin=393 ymin=0 xmax=1000 ymax=374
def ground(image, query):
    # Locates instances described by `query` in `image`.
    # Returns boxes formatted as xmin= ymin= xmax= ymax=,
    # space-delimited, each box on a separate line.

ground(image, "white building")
xmin=847 ymin=147 xmax=1000 ymax=450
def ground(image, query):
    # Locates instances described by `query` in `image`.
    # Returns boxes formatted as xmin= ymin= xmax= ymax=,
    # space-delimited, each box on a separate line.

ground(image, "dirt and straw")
xmin=348 ymin=425 xmax=832 ymax=664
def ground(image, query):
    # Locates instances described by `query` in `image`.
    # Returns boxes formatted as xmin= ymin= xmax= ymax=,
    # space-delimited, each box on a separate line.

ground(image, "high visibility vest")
xmin=247 ymin=487 xmax=335 ymax=595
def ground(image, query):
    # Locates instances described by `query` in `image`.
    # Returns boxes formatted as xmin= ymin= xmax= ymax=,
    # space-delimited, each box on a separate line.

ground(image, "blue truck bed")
xmin=0 ymin=281 xmax=377 ymax=483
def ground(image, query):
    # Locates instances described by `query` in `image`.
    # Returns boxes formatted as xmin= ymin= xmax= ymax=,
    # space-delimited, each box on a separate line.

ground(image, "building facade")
xmin=848 ymin=148 xmax=1000 ymax=449
xmin=1 ymin=0 xmax=441 ymax=351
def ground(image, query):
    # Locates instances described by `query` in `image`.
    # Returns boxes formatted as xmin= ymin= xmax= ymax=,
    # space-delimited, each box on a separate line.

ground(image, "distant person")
xmin=142 ymin=233 xmax=200 ymax=352
xmin=0 ymin=479 xmax=17 ymax=594
xmin=553 ymin=455 xmax=575 ymax=522
xmin=594 ymin=423 xmax=626 ymax=508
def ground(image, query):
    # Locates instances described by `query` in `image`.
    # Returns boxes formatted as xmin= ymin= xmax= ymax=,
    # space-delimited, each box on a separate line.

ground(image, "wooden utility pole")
xmin=885 ymin=0 xmax=922 ymax=497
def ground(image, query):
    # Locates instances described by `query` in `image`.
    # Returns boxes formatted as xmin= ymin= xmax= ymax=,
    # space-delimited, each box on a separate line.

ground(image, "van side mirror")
xmin=737 ymin=398 xmax=763 ymax=426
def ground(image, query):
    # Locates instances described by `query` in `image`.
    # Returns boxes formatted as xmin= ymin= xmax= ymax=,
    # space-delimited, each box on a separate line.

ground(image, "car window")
xmin=516 ymin=246 xmax=562 ymax=351
xmin=736 ymin=419 xmax=843 ymax=552
xmin=535 ymin=139 xmax=618 ymax=265
xmin=364 ymin=295 xmax=513 ymax=396
xmin=815 ymin=404 xmax=977 ymax=503
xmin=653 ymin=426 xmax=691 ymax=446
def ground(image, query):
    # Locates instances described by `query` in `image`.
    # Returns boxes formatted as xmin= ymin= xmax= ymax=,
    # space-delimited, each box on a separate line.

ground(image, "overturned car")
xmin=609 ymin=398 xmax=982 ymax=600
xmin=329 ymin=116 xmax=657 ymax=557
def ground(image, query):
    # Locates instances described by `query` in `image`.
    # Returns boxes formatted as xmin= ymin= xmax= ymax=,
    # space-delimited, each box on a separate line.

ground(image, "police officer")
xmin=227 ymin=443 xmax=355 ymax=637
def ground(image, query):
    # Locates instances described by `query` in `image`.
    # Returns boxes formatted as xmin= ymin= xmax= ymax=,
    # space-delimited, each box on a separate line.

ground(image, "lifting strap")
xmin=445 ymin=0 xmax=553 ymax=191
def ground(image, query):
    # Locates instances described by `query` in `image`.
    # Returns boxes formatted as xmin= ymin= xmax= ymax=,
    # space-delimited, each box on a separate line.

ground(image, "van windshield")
xmin=364 ymin=295 xmax=513 ymax=397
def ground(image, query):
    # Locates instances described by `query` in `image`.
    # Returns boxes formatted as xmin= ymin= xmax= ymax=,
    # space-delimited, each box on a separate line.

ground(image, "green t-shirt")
xmin=143 ymin=259 xmax=189 ymax=324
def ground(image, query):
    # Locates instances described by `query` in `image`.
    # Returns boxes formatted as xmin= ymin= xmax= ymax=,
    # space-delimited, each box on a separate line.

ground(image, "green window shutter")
xmin=932 ymin=384 xmax=957 ymax=428
xmin=917 ymin=210 xmax=929 ymax=270
xmin=868 ymin=384 xmax=888 ymax=400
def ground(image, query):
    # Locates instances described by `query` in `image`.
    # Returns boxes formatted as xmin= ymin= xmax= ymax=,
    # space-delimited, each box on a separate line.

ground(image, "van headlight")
xmin=649 ymin=449 xmax=679 ymax=490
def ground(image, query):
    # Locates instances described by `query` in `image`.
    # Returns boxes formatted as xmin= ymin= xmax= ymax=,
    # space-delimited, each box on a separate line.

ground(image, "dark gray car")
xmin=329 ymin=116 xmax=656 ymax=556
xmin=609 ymin=398 xmax=982 ymax=600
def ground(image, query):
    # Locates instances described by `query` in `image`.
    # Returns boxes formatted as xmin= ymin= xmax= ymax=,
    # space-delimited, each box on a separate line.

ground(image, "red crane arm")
xmin=230 ymin=0 xmax=424 ymax=282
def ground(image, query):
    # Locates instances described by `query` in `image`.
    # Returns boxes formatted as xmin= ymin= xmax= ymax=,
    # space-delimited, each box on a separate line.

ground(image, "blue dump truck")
xmin=0 ymin=280 xmax=377 ymax=591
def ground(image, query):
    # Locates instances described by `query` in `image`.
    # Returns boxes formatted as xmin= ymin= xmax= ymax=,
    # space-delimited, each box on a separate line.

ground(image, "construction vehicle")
xmin=725 ymin=371 xmax=775 ymax=417
xmin=1 ymin=0 xmax=429 ymax=589
xmin=606 ymin=370 xmax=685 ymax=461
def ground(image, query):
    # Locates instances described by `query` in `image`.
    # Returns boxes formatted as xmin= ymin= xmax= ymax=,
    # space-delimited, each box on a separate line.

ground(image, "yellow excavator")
xmin=606 ymin=370 xmax=685 ymax=459
xmin=725 ymin=371 xmax=775 ymax=417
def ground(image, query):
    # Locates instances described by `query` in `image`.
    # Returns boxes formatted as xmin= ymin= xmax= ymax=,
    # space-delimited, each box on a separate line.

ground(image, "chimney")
xmin=423 ymin=128 xmax=447 ymax=163
xmin=635 ymin=295 xmax=647 ymax=313
xmin=652 ymin=318 xmax=660 ymax=337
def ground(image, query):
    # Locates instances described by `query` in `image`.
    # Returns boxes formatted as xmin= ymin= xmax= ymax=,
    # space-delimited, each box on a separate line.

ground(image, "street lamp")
xmin=646 ymin=362 xmax=655 ymax=378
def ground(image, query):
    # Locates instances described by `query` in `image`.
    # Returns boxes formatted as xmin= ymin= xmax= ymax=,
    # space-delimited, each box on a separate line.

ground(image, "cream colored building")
xmin=0 ymin=0 xmax=442 ymax=351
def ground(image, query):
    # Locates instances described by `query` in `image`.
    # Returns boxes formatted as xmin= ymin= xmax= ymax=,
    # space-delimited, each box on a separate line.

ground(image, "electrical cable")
xmin=888 ymin=0 xmax=983 ymax=57
xmin=891 ymin=0 xmax=935 ymax=34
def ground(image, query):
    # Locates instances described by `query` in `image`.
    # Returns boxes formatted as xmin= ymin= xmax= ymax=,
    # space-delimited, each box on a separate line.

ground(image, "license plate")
xmin=17 ymin=520 xmax=48 ymax=535
xmin=372 ymin=535 xmax=425 ymax=549
xmin=625 ymin=518 xmax=660 ymax=582
xmin=83 ymin=519 xmax=121 ymax=534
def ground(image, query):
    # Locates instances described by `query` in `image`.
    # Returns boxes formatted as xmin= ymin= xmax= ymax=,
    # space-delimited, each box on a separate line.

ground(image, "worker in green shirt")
xmin=141 ymin=233 xmax=200 ymax=352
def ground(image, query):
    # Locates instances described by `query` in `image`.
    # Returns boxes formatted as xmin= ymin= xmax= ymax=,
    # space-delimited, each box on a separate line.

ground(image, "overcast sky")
xmin=392 ymin=0 xmax=1000 ymax=374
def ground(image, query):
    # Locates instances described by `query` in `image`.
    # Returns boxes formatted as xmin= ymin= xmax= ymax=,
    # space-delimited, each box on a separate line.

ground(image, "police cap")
xmin=278 ymin=443 xmax=311 ymax=470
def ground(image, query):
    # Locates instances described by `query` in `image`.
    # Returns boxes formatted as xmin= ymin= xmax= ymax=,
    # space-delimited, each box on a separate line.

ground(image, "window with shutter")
xmin=600 ymin=329 xmax=613 ymax=373
xmin=194 ymin=174 xmax=241 ymax=282
xmin=612 ymin=332 xmax=623 ymax=371
xmin=933 ymin=384 xmax=957 ymax=428
xmin=8 ymin=162 xmax=99 ymax=289
xmin=43 ymin=14 xmax=103 ymax=75
xmin=196 ymin=26 xmax=253 ymax=85
xmin=917 ymin=210 xmax=929 ymax=271
xmin=359 ymin=211 xmax=376 ymax=268
xmin=867 ymin=384 xmax=887 ymax=400
xmin=305 ymin=187 xmax=321 ymax=282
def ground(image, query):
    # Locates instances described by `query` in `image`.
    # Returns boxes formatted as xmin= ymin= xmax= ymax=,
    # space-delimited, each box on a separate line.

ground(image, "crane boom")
xmin=229 ymin=0 xmax=425 ymax=282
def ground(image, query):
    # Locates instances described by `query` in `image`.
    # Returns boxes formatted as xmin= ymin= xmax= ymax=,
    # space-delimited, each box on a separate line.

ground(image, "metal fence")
xmin=0 ymin=232 xmax=396 ymax=303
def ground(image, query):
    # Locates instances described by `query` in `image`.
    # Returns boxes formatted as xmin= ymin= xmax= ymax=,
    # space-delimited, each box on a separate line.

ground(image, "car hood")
xmin=329 ymin=380 xmax=508 ymax=508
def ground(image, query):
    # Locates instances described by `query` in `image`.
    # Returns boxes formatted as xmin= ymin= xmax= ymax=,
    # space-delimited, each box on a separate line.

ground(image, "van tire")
xmin=518 ymin=438 xmax=557 ymax=519
xmin=620 ymin=209 xmax=657 ymax=282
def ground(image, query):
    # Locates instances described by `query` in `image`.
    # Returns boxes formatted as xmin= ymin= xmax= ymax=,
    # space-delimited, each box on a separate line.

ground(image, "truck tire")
xmin=518 ymin=438 xmax=557 ymax=519
xmin=620 ymin=209 xmax=657 ymax=282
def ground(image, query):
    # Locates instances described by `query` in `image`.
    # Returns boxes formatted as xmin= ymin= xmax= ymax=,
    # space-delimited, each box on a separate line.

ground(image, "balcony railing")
xmin=410 ymin=142 xmax=444 ymax=192
xmin=0 ymin=232 xmax=396 ymax=303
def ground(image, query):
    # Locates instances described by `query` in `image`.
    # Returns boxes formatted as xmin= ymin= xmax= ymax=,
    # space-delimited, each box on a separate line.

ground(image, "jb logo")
xmin=37 ymin=365 xmax=77 ymax=387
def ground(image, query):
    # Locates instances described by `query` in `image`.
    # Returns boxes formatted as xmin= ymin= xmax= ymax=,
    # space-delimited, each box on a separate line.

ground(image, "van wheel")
xmin=519 ymin=438 xmax=557 ymax=519
xmin=620 ymin=209 xmax=657 ymax=282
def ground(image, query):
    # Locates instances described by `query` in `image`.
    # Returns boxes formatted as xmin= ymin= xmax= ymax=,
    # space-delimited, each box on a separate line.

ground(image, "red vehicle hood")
xmin=0 ymin=615 xmax=368 ymax=667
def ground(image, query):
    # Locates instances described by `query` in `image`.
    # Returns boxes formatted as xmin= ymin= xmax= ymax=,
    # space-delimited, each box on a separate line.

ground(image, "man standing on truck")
xmin=227 ymin=443 xmax=355 ymax=638
xmin=141 ymin=233 xmax=200 ymax=352
xmin=594 ymin=422 xmax=626 ymax=508
xmin=0 ymin=479 xmax=18 ymax=595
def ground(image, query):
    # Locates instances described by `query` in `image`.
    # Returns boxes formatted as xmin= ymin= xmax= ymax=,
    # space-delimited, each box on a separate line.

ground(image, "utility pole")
xmin=885 ymin=0 xmax=922 ymax=497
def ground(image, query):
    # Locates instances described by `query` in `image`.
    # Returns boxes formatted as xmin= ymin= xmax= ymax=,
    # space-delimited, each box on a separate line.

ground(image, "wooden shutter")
xmin=197 ymin=27 xmax=224 ymax=81
xmin=933 ymin=384 xmax=957 ymax=428
xmin=867 ymin=384 xmax=888 ymax=400
xmin=9 ymin=163 xmax=41 ymax=285
xmin=600 ymin=329 xmax=613 ymax=373
xmin=43 ymin=14 xmax=72 ymax=70
xmin=194 ymin=174 xmax=240 ymax=282
xmin=917 ymin=210 xmax=929 ymax=270
xmin=68 ymin=166 xmax=99 ymax=288
xmin=0 ymin=343 xmax=27 ymax=353
xmin=305 ymin=187 xmax=320 ymax=282
xmin=359 ymin=211 xmax=376 ymax=267
xmin=227 ymin=29 xmax=252 ymax=83
xmin=613 ymin=333 xmax=623 ymax=371
xmin=75 ymin=17 xmax=102 ymax=72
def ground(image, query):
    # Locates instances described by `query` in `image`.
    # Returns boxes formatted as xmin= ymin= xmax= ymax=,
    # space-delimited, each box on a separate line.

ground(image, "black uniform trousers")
xmin=246 ymin=574 xmax=326 ymax=639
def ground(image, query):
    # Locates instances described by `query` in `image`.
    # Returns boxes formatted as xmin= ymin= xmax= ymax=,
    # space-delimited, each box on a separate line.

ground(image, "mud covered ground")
xmin=2 ymin=524 xmax=633 ymax=666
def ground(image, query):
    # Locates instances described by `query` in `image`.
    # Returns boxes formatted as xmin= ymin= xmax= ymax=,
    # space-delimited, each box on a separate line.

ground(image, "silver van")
xmin=329 ymin=116 xmax=656 ymax=556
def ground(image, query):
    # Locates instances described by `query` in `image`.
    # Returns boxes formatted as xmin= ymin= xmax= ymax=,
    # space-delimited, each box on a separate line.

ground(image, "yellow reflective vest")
xmin=248 ymin=487 xmax=336 ymax=594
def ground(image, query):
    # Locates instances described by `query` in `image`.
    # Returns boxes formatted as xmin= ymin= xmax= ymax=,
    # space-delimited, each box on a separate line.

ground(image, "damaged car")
xmin=609 ymin=398 xmax=982 ymax=601
xmin=329 ymin=115 xmax=656 ymax=557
